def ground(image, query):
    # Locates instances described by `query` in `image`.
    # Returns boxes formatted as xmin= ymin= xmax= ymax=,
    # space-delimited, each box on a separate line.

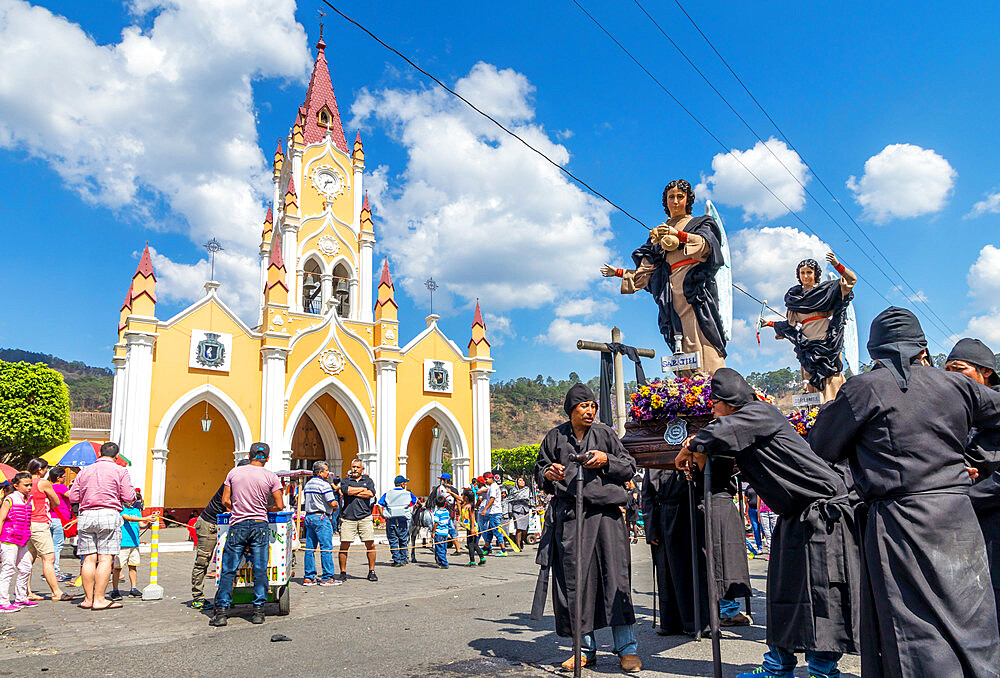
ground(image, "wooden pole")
xmin=575 ymin=340 xmax=655 ymax=358
xmin=612 ymin=327 xmax=626 ymax=436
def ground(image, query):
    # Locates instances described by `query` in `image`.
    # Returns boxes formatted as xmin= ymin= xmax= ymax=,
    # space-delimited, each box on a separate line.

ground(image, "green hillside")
xmin=0 ymin=349 xmax=113 ymax=413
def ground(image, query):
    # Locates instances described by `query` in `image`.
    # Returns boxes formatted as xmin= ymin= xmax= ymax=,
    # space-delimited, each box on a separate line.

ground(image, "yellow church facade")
xmin=109 ymin=36 xmax=493 ymax=513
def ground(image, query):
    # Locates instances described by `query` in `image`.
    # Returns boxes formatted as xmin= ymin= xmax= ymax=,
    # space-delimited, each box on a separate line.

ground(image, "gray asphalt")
xmin=0 ymin=540 xmax=861 ymax=677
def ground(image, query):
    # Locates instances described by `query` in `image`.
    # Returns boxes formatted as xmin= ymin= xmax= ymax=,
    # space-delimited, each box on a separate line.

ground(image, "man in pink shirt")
xmin=67 ymin=442 xmax=135 ymax=611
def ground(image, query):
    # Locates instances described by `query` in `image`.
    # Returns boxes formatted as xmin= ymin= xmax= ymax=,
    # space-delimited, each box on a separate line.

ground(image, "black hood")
xmin=867 ymin=307 xmax=927 ymax=391
xmin=710 ymin=368 xmax=756 ymax=408
xmin=947 ymin=338 xmax=1000 ymax=386
xmin=564 ymin=383 xmax=597 ymax=416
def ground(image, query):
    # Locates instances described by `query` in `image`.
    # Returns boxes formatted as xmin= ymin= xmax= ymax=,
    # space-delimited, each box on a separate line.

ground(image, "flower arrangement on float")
xmin=628 ymin=375 xmax=713 ymax=421
xmin=785 ymin=408 xmax=818 ymax=437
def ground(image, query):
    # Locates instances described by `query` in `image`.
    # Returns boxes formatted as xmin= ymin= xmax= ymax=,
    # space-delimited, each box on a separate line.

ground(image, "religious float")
xmin=620 ymin=375 xmax=713 ymax=469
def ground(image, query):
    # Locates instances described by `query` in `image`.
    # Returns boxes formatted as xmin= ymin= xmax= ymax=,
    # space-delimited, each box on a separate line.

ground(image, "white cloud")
xmin=483 ymin=312 xmax=514 ymax=348
xmin=962 ymin=245 xmax=1000 ymax=347
xmin=349 ymin=62 xmax=614 ymax=314
xmin=846 ymin=144 xmax=956 ymax=224
xmin=890 ymin=285 xmax=928 ymax=303
xmin=0 ymin=0 xmax=312 ymax=317
xmin=555 ymin=297 xmax=618 ymax=318
xmin=696 ymin=137 xmax=810 ymax=221
xmin=967 ymin=191 xmax=1000 ymax=219
xmin=729 ymin=226 xmax=832 ymax=302
xmin=538 ymin=318 xmax=612 ymax=353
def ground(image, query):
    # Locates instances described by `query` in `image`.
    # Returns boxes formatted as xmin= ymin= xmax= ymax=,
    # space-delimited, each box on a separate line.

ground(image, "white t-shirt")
xmin=484 ymin=483 xmax=503 ymax=515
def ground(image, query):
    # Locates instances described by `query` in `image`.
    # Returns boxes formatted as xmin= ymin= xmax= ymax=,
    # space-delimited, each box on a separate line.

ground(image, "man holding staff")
xmin=531 ymin=383 xmax=641 ymax=673
xmin=675 ymin=368 xmax=858 ymax=678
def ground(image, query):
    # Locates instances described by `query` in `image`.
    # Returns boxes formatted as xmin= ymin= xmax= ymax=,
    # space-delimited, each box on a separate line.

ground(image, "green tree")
xmin=491 ymin=444 xmax=541 ymax=479
xmin=0 ymin=361 xmax=71 ymax=467
xmin=746 ymin=367 xmax=801 ymax=395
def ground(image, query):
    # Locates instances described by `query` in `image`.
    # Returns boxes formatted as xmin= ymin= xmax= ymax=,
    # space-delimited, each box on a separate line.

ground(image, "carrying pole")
xmin=573 ymin=458 xmax=586 ymax=678
xmin=651 ymin=547 xmax=658 ymax=630
xmin=688 ymin=480 xmax=702 ymax=641
xmin=703 ymin=459 xmax=723 ymax=678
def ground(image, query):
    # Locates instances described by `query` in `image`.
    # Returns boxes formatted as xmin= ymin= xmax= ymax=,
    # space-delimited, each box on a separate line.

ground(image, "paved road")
xmin=0 ymin=541 xmax=861 ymax=677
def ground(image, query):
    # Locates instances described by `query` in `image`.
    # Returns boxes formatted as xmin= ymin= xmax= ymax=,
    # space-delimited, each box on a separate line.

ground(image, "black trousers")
xmin=466 ymin=535 xmax=484 ymax=561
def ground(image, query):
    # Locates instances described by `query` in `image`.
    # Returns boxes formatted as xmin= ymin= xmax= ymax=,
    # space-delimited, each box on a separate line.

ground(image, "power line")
xmin=316 ymin=0 xmax=647 ymax=230
xmin=570 ymin=0 xmax=951 ymax=350
xmin=664 ymin=0 xmax=957 ymax=338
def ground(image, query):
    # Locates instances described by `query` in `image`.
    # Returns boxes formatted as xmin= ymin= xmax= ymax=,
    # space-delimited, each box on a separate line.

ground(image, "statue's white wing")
xmin=706 ymin=200 xmax=733 ymax=341
xmin=844 ymin=300 xmax=860 ymax=376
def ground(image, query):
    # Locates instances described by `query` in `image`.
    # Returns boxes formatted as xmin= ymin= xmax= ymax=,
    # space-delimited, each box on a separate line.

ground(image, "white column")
xmin=359 ymin=239 xmax=373 ymax=323
xmin=348 ymin=278 xmax=359 ymax=321
xmin=283 ymin=224 xmax=299 ymax=311
xmin=260 ymin=347 xmax=289 ymax=472
xmin=272 ymin=172 xmax=281 ymax=223
xmin=471 ymin=370 xmax=492 ymax=476
xmin=295 ymin=269 xmax=304 ymax=313
xmin=120 ymin=331 xmax=157 ymax=496
xmin=353 ymin=164 xmax=363 ymax=235
xmin=321 ymin=273 xmax=333 ymax=313
xmin=374 ymin=359 xmax=399 ymax=494
xmin=110 ymin=354 xmax=126 ymax=445
xmin=150 ymin=447 xmax=168 ymax=508
xmin=257 ymin=248 xmax=268 ymax=326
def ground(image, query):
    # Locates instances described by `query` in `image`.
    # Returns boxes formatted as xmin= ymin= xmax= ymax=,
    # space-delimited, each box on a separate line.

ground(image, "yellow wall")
xmin=163 ymin=403 xmax=234 ymax=509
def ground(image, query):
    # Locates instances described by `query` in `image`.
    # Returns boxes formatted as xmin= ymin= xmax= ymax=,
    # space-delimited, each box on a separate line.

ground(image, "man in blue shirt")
xmin=302 ymin=461 xmax=340 ymax=586
xmin=378 ymin=476 xmax=416 ymax=566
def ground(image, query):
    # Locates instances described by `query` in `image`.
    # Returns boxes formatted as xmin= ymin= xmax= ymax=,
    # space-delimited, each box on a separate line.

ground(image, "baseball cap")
xmin=439 ymin=472 xmax=452 ymax=480
xmin=475 ymin=476 xmax=485 ymax=484
xmin=483 ymin=472 xmax=494 ymax=479
xmin=394 ymin=475 xmax=409 ymax=485
xmin=248 ymin=442 xmax=270 ymax=459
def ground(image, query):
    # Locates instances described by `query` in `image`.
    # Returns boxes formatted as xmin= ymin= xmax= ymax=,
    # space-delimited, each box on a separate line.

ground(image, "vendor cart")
xmin=214 ymin=511 xmax=295 ymax=615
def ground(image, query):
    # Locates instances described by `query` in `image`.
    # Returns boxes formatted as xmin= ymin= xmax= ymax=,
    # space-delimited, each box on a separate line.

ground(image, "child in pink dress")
xmin=0 ymin=473 xmax=36 ymax=612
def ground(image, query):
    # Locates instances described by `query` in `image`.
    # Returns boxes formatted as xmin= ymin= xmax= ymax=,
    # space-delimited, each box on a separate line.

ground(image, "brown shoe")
xmin=619 ymin=654 xmax=642 ymax=673
xmin=560 ymin=654 xmax=595 ymax=671
xmin=719 ymin=611 xmax=753 ymax=627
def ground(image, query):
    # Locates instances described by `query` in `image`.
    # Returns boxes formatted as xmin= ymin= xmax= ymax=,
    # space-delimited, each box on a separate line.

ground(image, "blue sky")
xmin=1 ymin=0 xmax=998 ymax=383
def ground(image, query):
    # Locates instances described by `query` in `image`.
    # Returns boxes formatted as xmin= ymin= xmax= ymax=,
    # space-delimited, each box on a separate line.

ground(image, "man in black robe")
xmin=810 ymin=307 xmax=1000 ymax=677
xmin=946 ymin=337 xmax=1000 ymax=633
xmin=531 ymin=384 xmax=641 ymax=673
xmin=675 ymin=368 xmax=858 ymax=678
xmin=642 ymin=461 xmax=751 ymax=637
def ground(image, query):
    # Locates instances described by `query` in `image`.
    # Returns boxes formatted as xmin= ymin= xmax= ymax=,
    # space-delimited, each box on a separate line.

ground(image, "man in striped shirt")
xmin=302 ymin=461 xmax=340 ymax=586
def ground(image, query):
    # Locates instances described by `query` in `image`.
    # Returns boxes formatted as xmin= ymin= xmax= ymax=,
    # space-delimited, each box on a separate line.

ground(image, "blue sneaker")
xmin=736 ymin=669 xmax=791 ymax=678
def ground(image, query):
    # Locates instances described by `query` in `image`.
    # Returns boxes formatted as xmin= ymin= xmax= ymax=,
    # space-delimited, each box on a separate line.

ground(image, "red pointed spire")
xmin=264 ymin=203 xmax=273 ymax=224
xmin=121 ymin=282 xmax=133 ymax=312
xmin=301 ymin=38 xmax=348 ymax=152
xmin=473 ymin=300 xmax=485 ymax=328
xmin=274 ymin=141 xmax=284 ymax=159
xmin=268 ymin=230 xmax=285 ymax=271
xmin=362 ymin=191 xmax=370 ymax=212
xmin=135 ymin=243 xmax=156 ymax=280
xmin=355 ymin=130 xmax=361 ymax=144
xmin=379 ymin=259 xmax=393 ymax=287
xmin=286 ymin=176 xmax=296 ymax=196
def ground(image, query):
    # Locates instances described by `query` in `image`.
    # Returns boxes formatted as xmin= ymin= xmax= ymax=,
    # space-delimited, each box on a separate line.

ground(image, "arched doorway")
xmin=399 ymin=403 xmax=470 ymax=496
xmin=151 ymin=385 xmax=252 ymax=519
xmin=285 ymin=380 xmax=371 ymax=481
xmin=162 ymin=403 xmax=235 ymax=521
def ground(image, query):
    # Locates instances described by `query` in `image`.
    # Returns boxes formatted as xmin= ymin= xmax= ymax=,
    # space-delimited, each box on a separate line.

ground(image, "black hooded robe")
xmin=971 ymin=470 xmax=1000 ymax=633
xmin=531 ymin=420 xmax=637 ymax=637
xmin=773 ymin=278 xmax=853 ymax=391
xmin=689 ymin=400 xmax=859 ymax=653
xmin=811 ymin=365 xmax=1000 ymax=677
xmin=641 ymin=463 xmax=751 ymax=635
xmin=631 ymin=215 xmax=727 ymax=358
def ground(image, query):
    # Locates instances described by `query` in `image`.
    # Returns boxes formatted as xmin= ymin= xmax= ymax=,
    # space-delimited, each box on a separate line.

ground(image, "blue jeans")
xmin=748 ymin=508 xmax=763 ymax=550
xmin=762 ymin=646 xmax=841 ymax=678
xmin=481 ymin=513 xmax=505 ymax=553
xmin=50 ymin=521 xmax=65 ymax=575
xmin=433 ymin=535 xmax=449 ymax=566
xmin=303 ymin=514 xmax=335 ymax=581
xmin=385 ymin=516 xmax=409 ymax=564
xmin=719 ymin=597 xmax=740 ymax=619
xmin=582 ymin=624 xmax=638 ymax=658
xmin=214 ymin=520 xmax=269 ymax=609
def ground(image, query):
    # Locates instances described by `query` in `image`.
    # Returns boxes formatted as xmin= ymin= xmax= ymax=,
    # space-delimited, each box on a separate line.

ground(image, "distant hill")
xmin=0 ymin=348 xmax=113 ymax=413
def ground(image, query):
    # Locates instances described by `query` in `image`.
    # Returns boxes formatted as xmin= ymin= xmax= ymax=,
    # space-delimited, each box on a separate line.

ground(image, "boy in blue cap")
xmin=431 ymin=496 xmax=453 ymax=568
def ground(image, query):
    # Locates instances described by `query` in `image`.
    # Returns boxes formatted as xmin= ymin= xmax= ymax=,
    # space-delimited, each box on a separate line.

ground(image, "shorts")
xmin=340 ymin=516 xmax=374 ymax=543
xmin=115 ymin=546 xmax=141 ymax=568
xmin=76 ymin=509 xmax=124 ymax=556
xmin=27 ymin=522 xmax=55 ymax=557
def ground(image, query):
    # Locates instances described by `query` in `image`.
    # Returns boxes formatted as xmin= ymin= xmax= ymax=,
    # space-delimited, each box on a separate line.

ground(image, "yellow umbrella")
xmin=42 ymin=442 xmax=76 ymax=465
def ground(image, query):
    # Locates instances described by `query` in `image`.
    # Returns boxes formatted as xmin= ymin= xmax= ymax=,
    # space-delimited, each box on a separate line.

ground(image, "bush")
xmin=0 ymin=361 xmax=70 ymax=468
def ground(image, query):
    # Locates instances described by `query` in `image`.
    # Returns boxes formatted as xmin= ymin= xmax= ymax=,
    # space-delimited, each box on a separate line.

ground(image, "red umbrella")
xmin=0 ymin=463 xmax=18 ymax=480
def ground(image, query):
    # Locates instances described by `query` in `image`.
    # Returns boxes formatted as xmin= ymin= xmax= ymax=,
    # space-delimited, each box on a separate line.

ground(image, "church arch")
xmin=301 ymin=256 xmax=324 ymax=314
xmin=398 ymin=402 xmax=471 ymax=494
xmin=284 ymin=377 xmax=374 ymax=476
